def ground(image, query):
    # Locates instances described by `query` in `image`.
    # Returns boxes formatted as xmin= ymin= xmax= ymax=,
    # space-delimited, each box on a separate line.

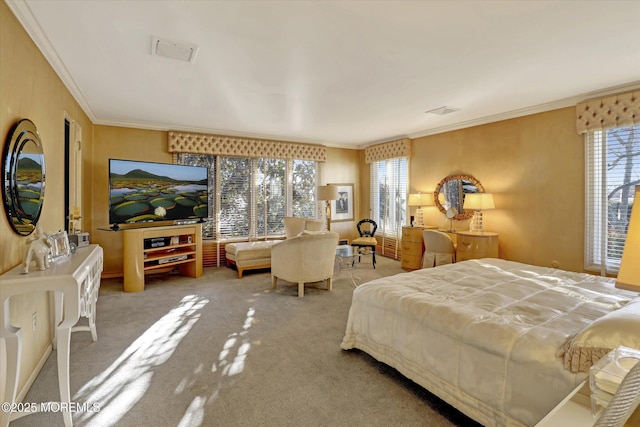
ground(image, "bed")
xmin=341 ymin=258 xmax=640 ymax=426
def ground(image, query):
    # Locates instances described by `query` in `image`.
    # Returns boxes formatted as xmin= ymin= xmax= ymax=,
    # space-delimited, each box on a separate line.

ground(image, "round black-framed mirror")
xmin=2 ymin=119 xmax=46 ymax=236
xmin=433 ymin=174 xmax=483 ymax=220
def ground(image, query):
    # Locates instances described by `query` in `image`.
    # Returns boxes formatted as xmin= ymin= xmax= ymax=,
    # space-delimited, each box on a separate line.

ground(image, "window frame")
xmin=369 ymin=157 xmax=408 ymax=258
xmin=585 ymin=125 xmax=639 ymax=274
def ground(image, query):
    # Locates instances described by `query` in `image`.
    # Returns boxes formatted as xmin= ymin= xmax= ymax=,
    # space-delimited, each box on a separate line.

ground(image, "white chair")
xmin=422 ymin=230 xmax=456 ymax=268
xmin=271 ymin=231 xmax=339 ymax=297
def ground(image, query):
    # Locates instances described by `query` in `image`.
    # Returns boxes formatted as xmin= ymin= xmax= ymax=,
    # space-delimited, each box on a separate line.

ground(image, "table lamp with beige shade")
xmin=408 ymin=193 xmax=433 ymax=227
xmin=616 ymin=186 xmax=640 ymax=292
xmin=463 ymin=193 xmax=495 ymax=233
xmin=317 ymin=184 xmax=339 ymax=231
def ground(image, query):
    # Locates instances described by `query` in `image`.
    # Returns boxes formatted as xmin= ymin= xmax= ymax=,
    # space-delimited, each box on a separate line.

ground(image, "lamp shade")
xmin=317 ymin=184 xmax=339 ymax=201
xmin=408 ymin=193 xmax=433 ymax=207
xmin=463 ymin=193 xmax=495 ymax=210
xmin=616 ymin=186 xmax=640 ymax=291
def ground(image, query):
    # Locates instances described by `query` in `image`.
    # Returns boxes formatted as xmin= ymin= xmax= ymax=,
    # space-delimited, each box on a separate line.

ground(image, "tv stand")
xmin=123 ymin=223 xmax=202 ymax=292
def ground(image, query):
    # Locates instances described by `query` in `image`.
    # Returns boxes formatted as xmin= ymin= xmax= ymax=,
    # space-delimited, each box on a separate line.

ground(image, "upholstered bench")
xmin=225 ymin=240 xmax=283 ymax=278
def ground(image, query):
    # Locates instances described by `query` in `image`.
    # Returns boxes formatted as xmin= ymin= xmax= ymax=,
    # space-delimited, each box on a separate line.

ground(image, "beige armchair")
xmin=271 ymin=231 xmax=339 ymax=297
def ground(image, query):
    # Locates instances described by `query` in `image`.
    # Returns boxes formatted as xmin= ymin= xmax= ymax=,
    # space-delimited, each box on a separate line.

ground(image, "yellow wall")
xmin=90 ymin=126 xmax=171 ymax=275
xmin=0 ymin=1 xmax=94 ymax=396
xmin=358 ymin=107 xmax=584 ymax=272
xmin=322 ymin=147 xmax=361 ymax=242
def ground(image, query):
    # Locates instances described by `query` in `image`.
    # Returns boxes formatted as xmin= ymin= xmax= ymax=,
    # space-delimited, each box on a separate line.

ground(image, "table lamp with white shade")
xmin=616 ymin=186 xmax=640 ymax=292
xmin=463 ymin=193 xmax=495 ymax=233
xmin=317 ymin=184 xmax=339 ymax=231
xmin=408 ymin=193 xmax=433 ymax=227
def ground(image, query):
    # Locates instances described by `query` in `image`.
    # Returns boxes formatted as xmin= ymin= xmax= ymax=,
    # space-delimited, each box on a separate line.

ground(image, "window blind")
xmin=179 ymin=154 xmax=317 ymax=242
xmin=218 ymin=157 xmax=251 ymax=239
xmin=291 ymin=160 xmax=317 ymax=218
xmin=370 ymin=157 xmax=408 ymax=259
xmin=585 ymin=125 xmax=639 ymax=274
xmin=256 ymin=158 xmax=286 ymax=238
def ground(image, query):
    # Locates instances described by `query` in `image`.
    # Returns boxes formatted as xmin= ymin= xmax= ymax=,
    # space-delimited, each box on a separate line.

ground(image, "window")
xmin=585 ymin=125 xmax=639 ymax=273
xmin=179 ymin=154 xmax=317 ymax=240
xmin=370 ymin=157 xmax=408 ymax=238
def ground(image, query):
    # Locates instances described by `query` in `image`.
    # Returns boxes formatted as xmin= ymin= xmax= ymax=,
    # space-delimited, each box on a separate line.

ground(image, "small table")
xmin=335 ymin=245 xmax=359 ymax=287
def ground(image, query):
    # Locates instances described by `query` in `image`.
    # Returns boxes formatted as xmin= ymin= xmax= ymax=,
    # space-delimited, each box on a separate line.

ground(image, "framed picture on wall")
xmin=330 ymin=183 xmax=354 ymax=222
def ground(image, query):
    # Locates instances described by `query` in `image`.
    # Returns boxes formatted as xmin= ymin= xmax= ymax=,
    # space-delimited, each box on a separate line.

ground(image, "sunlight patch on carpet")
xmin=72 ymin=295 xmax=208 ymax=426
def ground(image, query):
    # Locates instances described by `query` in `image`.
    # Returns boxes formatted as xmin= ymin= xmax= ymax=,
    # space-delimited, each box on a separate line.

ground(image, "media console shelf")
xmin=123 ymin=223 xmax=202 ymax=292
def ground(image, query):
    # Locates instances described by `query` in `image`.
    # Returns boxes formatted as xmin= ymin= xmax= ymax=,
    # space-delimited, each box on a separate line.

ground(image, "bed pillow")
xmin=558 ymin=299 xmax=640 ymax=373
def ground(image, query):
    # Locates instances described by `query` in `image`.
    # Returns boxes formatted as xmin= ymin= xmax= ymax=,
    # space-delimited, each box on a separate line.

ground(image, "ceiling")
xmin=7 ymin=0 xmax=640 ymax=148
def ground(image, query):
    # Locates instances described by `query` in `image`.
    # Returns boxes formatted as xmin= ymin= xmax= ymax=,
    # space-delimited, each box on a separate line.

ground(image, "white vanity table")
xmin=0 ymin=244 xmax=103 ymax=427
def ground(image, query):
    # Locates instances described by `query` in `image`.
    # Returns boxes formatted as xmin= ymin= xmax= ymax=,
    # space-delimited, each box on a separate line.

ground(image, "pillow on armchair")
xmin=305 ymin=219 xmax=323 ymax=231
xmin=284 ymin=217 xmax=306 ymax=238
xmin=283 ymin=217 xmax=324 ymax=238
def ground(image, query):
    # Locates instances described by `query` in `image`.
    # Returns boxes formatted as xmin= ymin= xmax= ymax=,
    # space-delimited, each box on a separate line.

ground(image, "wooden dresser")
xmin=401 ymin=226 xmax=437 ymax=271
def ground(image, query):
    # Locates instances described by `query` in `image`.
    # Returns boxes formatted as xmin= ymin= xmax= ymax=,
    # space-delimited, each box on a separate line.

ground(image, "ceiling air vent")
xmin=151 ymin=36 xmax=199 ymax=63
xmin=425 ymin=106 xmax=460 ymax=115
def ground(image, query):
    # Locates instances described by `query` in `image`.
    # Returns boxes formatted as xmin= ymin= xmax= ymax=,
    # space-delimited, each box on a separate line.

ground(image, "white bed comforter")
xmin=341 ymin=259 xmax=635 ymax=427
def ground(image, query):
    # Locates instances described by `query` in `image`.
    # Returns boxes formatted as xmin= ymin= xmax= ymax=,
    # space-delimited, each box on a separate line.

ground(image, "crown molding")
xmin=6 ymin=0 xmax=98 ymax=122
xmin=408 ymin=81 xmax=640 ymax=140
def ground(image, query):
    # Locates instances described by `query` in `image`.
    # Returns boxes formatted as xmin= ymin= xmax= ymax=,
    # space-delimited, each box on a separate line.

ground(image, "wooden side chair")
xmin=351 ymin=219 xmax=377 ymax=268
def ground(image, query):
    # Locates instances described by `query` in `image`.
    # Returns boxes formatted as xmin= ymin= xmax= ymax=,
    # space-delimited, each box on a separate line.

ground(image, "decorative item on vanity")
xmin=22 ymin=225 xmax=51 ymax=273
xmin=445 ymin=206 xmax=458 ymax=232
xmin=463 ymin=193 xmax=495 ymax=233
xmin=317 ymin=184 xmax=339 ymax=231
xmin=616 ymin=185 xmax=640 ymax=291
xmin=48 ymin=230 xmax=73 ymax=261
xmin=408 ymin=193 xmax=432 ymax=227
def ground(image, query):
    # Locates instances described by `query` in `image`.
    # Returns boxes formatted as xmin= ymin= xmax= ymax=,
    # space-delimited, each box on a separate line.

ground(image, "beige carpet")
xmin=13 ymin=256 xmax=481 ymax=427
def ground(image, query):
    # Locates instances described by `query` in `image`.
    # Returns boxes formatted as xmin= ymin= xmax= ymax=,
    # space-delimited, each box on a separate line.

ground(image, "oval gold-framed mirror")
xmin=433 ymin=174 xmax=484 ymax=220
xmin=2 ymin=119 xmax=46 ymax=236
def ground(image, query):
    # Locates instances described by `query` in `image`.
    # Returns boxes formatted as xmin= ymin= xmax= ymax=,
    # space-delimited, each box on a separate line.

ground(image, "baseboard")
xmin=16 ymin=343 xmax=52 ymax=403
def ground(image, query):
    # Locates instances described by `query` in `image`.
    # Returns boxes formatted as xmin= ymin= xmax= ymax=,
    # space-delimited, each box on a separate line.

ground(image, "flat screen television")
xmin=108 ymin=159 xmax=208 ymax=228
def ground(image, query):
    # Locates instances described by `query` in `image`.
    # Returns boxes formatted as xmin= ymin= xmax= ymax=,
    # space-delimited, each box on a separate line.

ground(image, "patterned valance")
xmin=364 ymin=138 xmax=411 ymax=163
xmin=168 ymin=131 xmax=326 ymax=161
xmin=576 ymin=90 xmax=640 ymax=135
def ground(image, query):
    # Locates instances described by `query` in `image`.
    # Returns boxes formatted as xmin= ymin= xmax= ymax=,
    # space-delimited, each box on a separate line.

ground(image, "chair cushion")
xmin=225 ymin=241 xmax=281 ymax=260
xmin=352 ymin=236 xmax=377 ymax=246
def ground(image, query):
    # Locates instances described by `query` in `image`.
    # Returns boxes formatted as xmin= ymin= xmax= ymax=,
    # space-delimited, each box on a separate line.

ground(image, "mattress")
xmin=341 ymin=258 xmax=636 ymax=426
